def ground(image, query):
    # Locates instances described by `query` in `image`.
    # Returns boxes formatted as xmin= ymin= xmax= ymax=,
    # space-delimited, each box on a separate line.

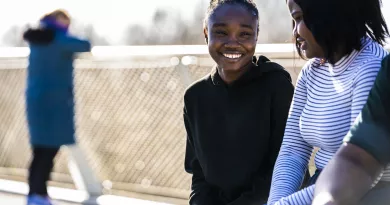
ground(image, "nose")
xmin=224 ymin=35 xmax=240 ymax=49
xmin=293 ymin=28 xmax=298 ymax=39
xmin=292 ymin=22 xmax=298 ymax=38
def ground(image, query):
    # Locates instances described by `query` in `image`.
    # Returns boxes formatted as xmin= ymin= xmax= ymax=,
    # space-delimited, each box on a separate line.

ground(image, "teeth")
xmin=223 ymin=53 xmax=242 ymax=59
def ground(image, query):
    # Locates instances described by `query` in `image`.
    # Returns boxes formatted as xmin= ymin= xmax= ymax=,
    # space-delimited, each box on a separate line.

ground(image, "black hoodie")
xmin=184 ymin=56 xmax=294 ymax=205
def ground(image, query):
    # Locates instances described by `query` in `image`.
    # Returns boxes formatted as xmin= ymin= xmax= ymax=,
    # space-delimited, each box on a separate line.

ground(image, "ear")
xmin=203 ymin=28 xmax=208 ymax=44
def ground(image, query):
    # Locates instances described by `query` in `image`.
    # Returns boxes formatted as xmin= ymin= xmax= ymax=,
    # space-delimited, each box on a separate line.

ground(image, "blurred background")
xmin=0 ymin=0 xmax=294 ymax=46
xmin=0 ymin=0 xmax=389 ymax=204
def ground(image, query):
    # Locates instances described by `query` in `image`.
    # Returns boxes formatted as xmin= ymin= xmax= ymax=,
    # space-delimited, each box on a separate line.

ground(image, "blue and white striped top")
xmin=267 ymin=38 xmax=390 ymax=205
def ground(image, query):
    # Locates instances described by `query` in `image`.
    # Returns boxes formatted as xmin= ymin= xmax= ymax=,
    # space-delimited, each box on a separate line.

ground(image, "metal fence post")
xmin=176 ymin=57 xmax=194 ymax=88
xmin=65 ymin=145 xmax=103 ymax=198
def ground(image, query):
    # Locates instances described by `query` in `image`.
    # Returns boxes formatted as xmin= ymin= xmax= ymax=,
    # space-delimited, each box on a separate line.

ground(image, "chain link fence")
xmin=0 ymin=52 xmax=304 ymax=203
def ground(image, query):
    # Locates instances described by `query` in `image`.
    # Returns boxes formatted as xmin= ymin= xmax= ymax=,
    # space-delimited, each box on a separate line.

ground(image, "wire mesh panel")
xmin=0 ymin=57 xmax=215 ymax=199
xmin=0 ymin=54 xmax=304 ymax=202
xmin=72 ymin=59 xmax=208 ymax=199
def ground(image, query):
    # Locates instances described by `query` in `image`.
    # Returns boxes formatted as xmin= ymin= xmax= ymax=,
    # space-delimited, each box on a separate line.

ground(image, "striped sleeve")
xmin=270 ymin=59 xmax=383 ymax=205
xmin=267 ymin=63 xmax=314 ymax=205
xmin=273 ymin=185 xmax=315 ymax=205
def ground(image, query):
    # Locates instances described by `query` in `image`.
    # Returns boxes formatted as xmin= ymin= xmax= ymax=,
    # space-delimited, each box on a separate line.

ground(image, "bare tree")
xmin=121 ymin=0 xmax=293 ymax=45
xmin=124 ymin=24 xmax=148 ymax=45
xmin=83 ymin=24 xmax=110 ymax=46
xmin=70 ymin=21 xmax=110 ymax=46
xmin=123 ymin=5 xmax=205 ymax=45
xmin=255 ymin=0 xmax=292 ymax=43
xmin=181 ymin=0 xmax=207 ymax=45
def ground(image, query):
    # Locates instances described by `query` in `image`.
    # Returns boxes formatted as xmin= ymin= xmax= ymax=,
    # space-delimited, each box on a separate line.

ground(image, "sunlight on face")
xmin=312 ymin=192 xmax=335 ymax=205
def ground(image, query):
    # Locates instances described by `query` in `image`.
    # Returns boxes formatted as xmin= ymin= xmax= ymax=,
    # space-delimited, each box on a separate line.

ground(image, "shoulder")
xmin=301 ymin=58 xmax=318 ymax=74
xmin=380 ymin=54 xmax=390 ymax=76
xmin=361 ymin=38 xmax=389 ymax=59
xmin=262 ymin=61 xmax=290 ymax=75
xmin=257 ymin=56 xmax=292 ymax=82
xmin=54 ymin=33 xmax=74 ymax=43
xmin=262 ymin=63 xmax=292 ymax=84
xmin=377 ymin=54 xmax=390 ymax=84
xmin=353 ymin=54 xmax=383 ymax=79
xmin=184 ymin=73 xmax=211 ymax=103
xmin=383 ymin=54 xmax=390 ymax=65
xmin=54 ymin=33 xmax=87 ymax=44
xmin=354 ymin=41 xmax=388 ymax=73
xmin=256 ymin=59 xmax=294 ymax=95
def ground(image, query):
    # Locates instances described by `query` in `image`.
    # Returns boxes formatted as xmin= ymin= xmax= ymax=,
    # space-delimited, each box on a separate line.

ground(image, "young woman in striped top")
xmin=267 ymin=0 xmax=390 ymax=204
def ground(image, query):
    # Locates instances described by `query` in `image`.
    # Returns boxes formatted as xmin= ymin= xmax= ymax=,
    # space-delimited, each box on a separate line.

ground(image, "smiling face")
xmin=205 ymin=3 xmax=258 ymax=75
xmin=288 ymin=0 xmax=323 ymax=59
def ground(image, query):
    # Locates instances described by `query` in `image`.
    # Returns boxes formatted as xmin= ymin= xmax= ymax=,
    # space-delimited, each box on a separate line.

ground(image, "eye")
xmin=214 ymin=30 xmax=227 ymax=36
xmin=293 ymin=15 xmax=303 ymax=22
xmin=240 ymin=32 xmax=252 ymax=37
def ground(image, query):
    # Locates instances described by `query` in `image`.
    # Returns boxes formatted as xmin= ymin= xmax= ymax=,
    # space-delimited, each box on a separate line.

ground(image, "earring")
xmin=320 ymin=58 xmax=326 ymax=65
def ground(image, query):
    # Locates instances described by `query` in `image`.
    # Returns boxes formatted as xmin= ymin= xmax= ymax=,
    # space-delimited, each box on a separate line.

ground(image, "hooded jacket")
xmin=184 ymin=56 xmax=294 ymax=205
xmin=24 ymin=25 xmax=91 ymax=147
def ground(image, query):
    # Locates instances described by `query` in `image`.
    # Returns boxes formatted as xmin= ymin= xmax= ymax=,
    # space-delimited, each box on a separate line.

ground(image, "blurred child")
xmin=23 ymin=9 xmax=91 ymax=205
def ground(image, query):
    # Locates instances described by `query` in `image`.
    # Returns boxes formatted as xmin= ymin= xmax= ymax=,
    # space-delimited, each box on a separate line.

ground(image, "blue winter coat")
xmin=26 ymin=32 xmax=91 ymax=147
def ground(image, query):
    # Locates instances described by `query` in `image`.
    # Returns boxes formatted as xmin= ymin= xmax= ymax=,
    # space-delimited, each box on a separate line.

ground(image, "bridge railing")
xmin=0 ymin=44 xmax=387 ymax=203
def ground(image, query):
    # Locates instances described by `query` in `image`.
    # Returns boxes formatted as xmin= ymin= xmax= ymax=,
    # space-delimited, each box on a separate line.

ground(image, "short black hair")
xmin=203 ymin=0 xmax=259 ymax=31
xmin=294 ymin=0 xmax=389 ymax=64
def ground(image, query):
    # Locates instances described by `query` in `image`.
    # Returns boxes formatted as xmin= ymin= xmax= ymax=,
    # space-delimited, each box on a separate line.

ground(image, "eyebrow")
xmin=212 ymin=23 xmax=254 ymax=29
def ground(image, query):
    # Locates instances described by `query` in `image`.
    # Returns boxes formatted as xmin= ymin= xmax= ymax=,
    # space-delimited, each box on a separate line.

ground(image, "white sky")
xmin=0 ymin=0 xmax=389 ymax=45
xmin=0 ymin=0 xmax=204 ymax=44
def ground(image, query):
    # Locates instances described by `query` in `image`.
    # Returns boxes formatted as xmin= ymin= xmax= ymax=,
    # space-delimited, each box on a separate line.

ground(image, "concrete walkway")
xmin=0 ymin=179 xmax=176 ymax=205
xmin=0 ymin=192 xmax=79 ymax=205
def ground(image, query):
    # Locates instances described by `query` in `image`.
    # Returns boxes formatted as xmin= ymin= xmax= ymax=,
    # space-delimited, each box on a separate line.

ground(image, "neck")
xmin=217 ymin=62 xmax=253 ymax=85
xmin=332 ymin=53 xmax=345 ymax=64
xmin=326 ymin=46 xmax=347 ymax=64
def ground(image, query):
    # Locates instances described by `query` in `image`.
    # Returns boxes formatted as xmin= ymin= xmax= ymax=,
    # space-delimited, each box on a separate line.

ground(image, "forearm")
xmin=313 ymin=143 xmax=383 ymax=205
xmin=227 ymin=195 xmax=266 ymax=205
xmin=273 ymin=185 xmax=315 ymax=205
xmin=268 ymin=152 xmax=311 ymax=204
xmin=313 ymin=158 xmax=369 ymax=205
xmin=187 ymin=162 xmax=223 ymax=205
xmin=226 ymin=175 xmax=270 ymax=205
xmin=190 ymin=191 xmax=221 ymax=205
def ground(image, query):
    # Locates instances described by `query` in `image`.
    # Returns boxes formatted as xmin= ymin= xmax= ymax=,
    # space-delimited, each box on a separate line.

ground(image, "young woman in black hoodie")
xmin=183 ymin=0 xmax=296 ymax=204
